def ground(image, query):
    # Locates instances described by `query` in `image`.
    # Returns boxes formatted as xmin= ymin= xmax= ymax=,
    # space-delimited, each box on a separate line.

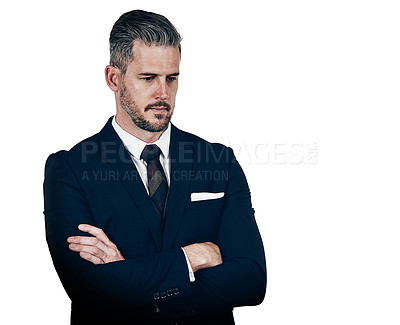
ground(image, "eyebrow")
xmin=138 ymin=72 xmax=180 ymax=77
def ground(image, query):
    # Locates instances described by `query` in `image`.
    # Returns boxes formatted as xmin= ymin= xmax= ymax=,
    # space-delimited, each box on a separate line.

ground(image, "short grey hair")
xmin=109 ymin=10 xmax=182 ymax=75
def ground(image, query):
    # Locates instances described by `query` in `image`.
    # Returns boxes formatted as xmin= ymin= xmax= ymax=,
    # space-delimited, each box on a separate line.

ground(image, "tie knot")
xmin=141 ymin=144 xmax=161 ymax=163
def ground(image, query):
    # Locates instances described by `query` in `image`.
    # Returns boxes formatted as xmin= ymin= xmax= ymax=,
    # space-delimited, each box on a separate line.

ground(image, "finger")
xmin=67 ymin=236 xmax=110 ymax=258
xmin=68 ymin=236 xmax=102 ymax=247
xmin=79 ymin=251 xmax=104 ymax=265
xmin=78 ymin=224 xmax=116 ymax=248
xmin=68 ymin=243 xmax=106 ymax=259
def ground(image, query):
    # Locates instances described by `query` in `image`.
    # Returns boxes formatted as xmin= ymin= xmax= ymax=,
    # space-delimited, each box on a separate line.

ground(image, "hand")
xmin=67 ymin=224 xmax=125 ymax=265
xmin=183 ymin=242 xmax=223 ymax=272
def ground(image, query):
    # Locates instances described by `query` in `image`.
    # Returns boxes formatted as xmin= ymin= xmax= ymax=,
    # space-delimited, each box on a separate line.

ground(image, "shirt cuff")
xmin=181 ymin=247 xmax=195 ymax=282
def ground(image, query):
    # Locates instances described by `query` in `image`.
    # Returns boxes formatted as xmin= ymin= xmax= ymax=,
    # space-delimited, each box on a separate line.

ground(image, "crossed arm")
xmin=67 ymin=224 xmax=223 ymax=272
xmin=45 ymin=150 xmax=266 ymax=313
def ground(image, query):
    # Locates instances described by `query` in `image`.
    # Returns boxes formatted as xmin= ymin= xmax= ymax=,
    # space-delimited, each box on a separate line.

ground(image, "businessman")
xmin=44 ymin=9 xmax=266 ymax=324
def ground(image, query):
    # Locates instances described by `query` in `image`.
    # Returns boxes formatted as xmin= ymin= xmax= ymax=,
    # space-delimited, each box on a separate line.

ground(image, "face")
xmin=118 ymin=41 xmax=180 ymax=133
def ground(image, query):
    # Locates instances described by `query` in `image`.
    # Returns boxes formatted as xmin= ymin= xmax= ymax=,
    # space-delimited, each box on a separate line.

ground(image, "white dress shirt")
xmin=112 ymin=116 xmax=171 ymax=192
xmin=112 ymin=116 xmax=195 ymax=282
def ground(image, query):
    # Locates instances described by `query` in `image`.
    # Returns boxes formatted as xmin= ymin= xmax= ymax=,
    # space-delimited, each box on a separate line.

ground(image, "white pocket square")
xmin=190 ymin=192 xmax=225 ymax=202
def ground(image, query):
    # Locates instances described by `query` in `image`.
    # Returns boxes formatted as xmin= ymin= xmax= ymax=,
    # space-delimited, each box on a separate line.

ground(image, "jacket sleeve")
xmin=188 ymin=148 xmax=267 ymax=312
xmin=43 ymin=152 xmax=192 ymax=311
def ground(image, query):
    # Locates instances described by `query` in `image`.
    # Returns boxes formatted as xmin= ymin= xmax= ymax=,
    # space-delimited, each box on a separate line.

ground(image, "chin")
xmin=148 ymin=119 xmax=169 ymax=131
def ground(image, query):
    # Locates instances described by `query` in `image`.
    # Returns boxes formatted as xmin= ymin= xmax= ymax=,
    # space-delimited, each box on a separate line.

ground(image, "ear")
xmin=105 ymin=65 xmax=122 ymax=92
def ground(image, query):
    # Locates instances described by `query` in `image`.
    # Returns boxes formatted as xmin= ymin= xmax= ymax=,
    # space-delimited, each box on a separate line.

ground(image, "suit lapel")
xmin=98 ymin=118 xmax=163 ymax=250
xmin=162 ymin=125 xmax=193 ymax=249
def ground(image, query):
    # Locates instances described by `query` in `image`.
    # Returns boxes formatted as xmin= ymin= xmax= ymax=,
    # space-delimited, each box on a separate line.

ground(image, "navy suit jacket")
xmin=44 ymin=117 xmax=266 ymax=324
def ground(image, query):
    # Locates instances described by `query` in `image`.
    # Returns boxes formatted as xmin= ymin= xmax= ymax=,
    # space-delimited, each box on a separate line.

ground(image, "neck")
xmin=115 ymin=112 xmax=165 ymax=143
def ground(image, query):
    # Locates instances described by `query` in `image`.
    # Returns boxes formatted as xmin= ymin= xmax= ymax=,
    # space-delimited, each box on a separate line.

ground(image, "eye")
xmin=167 ymin=76 xmax=177 ymax=83
xmin=142 ymin=76 xmax=155 ymax=82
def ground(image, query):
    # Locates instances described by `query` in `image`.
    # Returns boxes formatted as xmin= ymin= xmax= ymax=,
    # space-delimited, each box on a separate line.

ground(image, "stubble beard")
xmin=119 ymin=83 xmax=173 ymax=133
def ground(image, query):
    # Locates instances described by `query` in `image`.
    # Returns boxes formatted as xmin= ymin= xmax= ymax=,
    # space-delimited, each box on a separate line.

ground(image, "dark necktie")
xmin=140 ymin=145 xmax=169 ymax=224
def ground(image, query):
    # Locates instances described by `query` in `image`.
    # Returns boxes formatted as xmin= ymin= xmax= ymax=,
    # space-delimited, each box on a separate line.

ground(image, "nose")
xmin=155 ymin=78 xmax=169 ymax=100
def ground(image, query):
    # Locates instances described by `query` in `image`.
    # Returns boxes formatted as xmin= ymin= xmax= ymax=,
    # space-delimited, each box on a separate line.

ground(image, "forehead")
xmin=127 ymin=41 xmax=180 ymax=74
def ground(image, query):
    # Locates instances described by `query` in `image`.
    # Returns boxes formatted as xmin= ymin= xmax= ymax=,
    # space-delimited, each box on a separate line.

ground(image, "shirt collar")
xmin=112 ymin=116 xmax=171 ymax=160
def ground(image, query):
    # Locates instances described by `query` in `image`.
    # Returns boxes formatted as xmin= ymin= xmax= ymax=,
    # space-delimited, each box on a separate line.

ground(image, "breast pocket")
xmin=183 ymin=197 xmax=225 ymax=244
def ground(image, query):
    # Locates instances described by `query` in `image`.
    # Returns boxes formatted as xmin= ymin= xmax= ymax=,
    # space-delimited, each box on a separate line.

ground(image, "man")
xmin=44 ymin=9 xmax=266 ymax=325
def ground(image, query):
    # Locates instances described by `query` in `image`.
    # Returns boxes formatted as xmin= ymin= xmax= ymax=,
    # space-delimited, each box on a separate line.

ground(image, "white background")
xmin=1 ymin=0 xmax=399 ymax=324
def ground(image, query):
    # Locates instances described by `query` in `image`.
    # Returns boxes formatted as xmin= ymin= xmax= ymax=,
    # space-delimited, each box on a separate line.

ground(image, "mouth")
xmin=149 ymin=106 xmax=167 ymax=111
xmin=145 ymin=102 xmax=172 ymax=113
